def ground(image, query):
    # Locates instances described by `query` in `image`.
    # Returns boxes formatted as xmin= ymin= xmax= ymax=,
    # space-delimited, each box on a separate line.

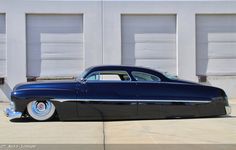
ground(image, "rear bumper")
xmin=4 ymin=102 xmax=22 ymax=119
xmin=225 ymin=106 xmax=231 ymax=115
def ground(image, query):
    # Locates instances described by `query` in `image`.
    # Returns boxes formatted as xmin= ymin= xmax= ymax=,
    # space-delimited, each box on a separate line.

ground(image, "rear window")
xmin=131 ymin=71 xmax=161 ymax=82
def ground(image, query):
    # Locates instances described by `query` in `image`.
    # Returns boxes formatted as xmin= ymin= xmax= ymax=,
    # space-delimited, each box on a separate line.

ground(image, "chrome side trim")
xmin=51 ymin=99 xmax=211 ymax=103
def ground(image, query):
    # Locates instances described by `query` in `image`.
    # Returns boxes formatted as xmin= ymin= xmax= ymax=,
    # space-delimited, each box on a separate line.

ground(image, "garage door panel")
xmin=206 ymin=59 xmax=236 ymax=75
xmin=195 ymin=59 xmax=236 ymax=75
xmin=27 ymin=44 xmax=83 ymax=55
xmin=208 ymin=33 xmax=236 ymax=42
xmin=0 ymin=36 xmax=6 ymax=60
xmin=123 ymin=30 xmax=176 ymax=43
xmin=135 ymin=42 xmax=176 ymax=50
xmin=0 ymin=14 xmax=6 ymax=77
xmin=40 ymin=33 xmax=83 ymax=77
xmin=40 ymin=33 xmax=83 ymax=43
xmin=0 ymin=15 xmax=5 ymax=33
xmin=122 ymin=43 xmax=135 ymax=64
xmin=208 ymin=43 xmax=236 ymax=58
xmin=26 ymin=46 xmax=42 ymax=59
xmin=41 ymin=44 xmax=83 ymax=55
xmin=135 ymin=49 xmax=175 ymax=59
xmin=27 ymin=15 xmax=83 ymax=29
xmin=122 ymin=59 xmax=135 ymax=66
xmin=197 ymin=28 xmax=236 ymax=35
xmin=122 ymin=25 xmax=175 ymax=36
xmin=197 ymin=15 xmax=236 ymax=76
xmin=27 ymin=61 xmax=41 ymax=77
xmin=41 ymin=59 xmax=84 ymax=77
xmin=41 ymin=54 xmax=83 ymax=60
xmin=122 ymin=15 xmax=176 ymax=74
xmin=27 ymin=30 xmax=83 ymax=43
xmin=135 ymin=43 xmax=176 ymax=59
xmin=122 ymin=43 xmax=134 ymax=53
xmin=196 ymin=59 xmax=208 ymax=76
xmin=197 ymin=34 xmax=236 ymax=44
xmin=41 ymin=44 xmax=83 ymax=59
xmin=0 ymin=62 xmax=6 ymax=76
xmin=197 ymin=43 xmax=236 ymax=59
xmin=134 ymin=33 xmax=175 ymax=43
xmin=136 ymin=59 xmax=176 ymax=74
xmin=197 ymin=15 xmax=236 ymax=25
xmin=0 ymin=62 xmax=6 ymax=77
xmin=122 ymin=15 xmax=176 ymax=43
xmin=27 ymin=14 xmax=83 ymax=77
xmin=122 ymin=15 xmax=176 ymax=31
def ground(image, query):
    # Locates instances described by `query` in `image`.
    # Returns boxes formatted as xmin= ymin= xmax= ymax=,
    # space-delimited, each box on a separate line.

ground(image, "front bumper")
xmin=4 ymin=102 xmax=22 ymax=119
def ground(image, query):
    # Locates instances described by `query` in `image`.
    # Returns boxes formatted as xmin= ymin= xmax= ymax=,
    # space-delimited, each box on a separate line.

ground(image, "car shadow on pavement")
xmin=10 ymin=116 xmax=60 ymax=123
xmin=9 ymin=115 xmax=236 ymax=123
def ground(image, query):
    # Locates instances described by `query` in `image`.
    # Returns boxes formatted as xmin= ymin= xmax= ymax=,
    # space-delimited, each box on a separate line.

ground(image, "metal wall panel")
xmin=121 ymin=15 xmax=176 ymax=75
xmin=197 ymin=15 xmax=236 ymax=76
xmin=26 ymin=14 xmax=83 ymax=77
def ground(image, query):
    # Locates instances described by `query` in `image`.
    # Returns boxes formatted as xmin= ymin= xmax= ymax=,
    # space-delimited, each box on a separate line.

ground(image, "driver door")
xmin=76 ymin=71 xmax=138 ymax=120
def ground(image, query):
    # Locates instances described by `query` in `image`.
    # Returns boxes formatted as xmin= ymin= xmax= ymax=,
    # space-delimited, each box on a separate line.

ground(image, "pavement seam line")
xmin=103 ymin=121 xmax=106 ymax=150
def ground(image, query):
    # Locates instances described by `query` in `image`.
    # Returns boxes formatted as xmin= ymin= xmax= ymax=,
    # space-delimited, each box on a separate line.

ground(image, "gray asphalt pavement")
xmin=0 ymin=101 xmax=235 ymax=149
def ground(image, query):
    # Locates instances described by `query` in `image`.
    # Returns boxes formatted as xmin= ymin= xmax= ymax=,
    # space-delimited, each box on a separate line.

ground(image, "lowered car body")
xmin=5 ymin=65 xmax=231 ymax=121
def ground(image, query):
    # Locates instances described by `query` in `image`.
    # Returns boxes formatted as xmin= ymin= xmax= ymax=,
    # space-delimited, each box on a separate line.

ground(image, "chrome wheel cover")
xmin=27 ymin=100 xmax=55 ymax=121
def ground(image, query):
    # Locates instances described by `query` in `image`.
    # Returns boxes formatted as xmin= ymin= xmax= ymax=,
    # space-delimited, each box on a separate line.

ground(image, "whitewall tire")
xmin=27 ymin=100 xmax=56 ymax=121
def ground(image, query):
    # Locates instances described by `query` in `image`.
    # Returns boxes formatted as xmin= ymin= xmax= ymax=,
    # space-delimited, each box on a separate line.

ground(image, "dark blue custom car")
xmin=5 ymin=65 xmax=231 ymax=121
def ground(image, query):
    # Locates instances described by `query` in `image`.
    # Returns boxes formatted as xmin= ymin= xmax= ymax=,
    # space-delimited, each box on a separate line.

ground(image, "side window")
xmin=131 ymin=71 xmax=161 ymax=82
xmin=86 ymin=71 xmax=130 ymax=81
xmin=86 ymin=73 xmax=100 ymax=80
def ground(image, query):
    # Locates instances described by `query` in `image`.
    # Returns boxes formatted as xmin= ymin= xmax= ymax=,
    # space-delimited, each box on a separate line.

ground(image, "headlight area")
xmin=10 ymin=101 xmax=16 ymax=110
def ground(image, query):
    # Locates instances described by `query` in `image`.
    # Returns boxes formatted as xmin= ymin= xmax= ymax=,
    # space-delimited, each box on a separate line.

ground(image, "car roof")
xmin=86 ymin=65 xmax=157 ymax=72
xmin=83 ymin=65 xmax=168 ymax=80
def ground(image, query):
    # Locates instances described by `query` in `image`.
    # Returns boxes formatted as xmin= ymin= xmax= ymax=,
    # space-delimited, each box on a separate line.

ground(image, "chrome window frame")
xmin=85 ymin=70 xmax=132 ymax=82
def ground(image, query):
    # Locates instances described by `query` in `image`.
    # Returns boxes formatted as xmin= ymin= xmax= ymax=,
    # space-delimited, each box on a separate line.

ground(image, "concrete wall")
xmin=0 ymin=0 xmax=236 ymax=101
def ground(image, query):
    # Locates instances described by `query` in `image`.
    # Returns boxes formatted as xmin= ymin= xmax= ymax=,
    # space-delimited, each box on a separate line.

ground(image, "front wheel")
xmin=27 ymin=100 xmax=56 ymax=121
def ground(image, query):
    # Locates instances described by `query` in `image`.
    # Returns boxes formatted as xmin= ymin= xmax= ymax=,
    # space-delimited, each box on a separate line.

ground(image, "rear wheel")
xmin=27 ymin=100 xmax=56 ymax=121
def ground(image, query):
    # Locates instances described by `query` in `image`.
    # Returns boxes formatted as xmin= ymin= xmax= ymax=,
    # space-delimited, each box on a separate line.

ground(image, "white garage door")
xmin=197 ymin=15 xmax=236 ymax=76
xmin=121 ymin=15 xmax=176 ymax=75
xmin=26 ymin=14 xmax=83 ymax=78
xmin=0 ymin=14 xmax=6 ymax=77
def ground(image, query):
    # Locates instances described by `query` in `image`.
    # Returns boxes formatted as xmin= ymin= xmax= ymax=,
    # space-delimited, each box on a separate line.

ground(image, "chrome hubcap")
xmin=36 ymin=102 xmax=46 ymax=112
xmin=31 ymin=101 xmax=52 ymax=117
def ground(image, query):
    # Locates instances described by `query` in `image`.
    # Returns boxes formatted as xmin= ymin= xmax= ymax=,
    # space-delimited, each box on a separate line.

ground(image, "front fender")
xmin=11 ymin=88 xmax=76 ymax=113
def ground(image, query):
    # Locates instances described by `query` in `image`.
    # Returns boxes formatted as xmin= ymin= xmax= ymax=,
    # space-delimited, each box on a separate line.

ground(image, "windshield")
xmin=76 ymin=68 xmax=90 ymax=81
